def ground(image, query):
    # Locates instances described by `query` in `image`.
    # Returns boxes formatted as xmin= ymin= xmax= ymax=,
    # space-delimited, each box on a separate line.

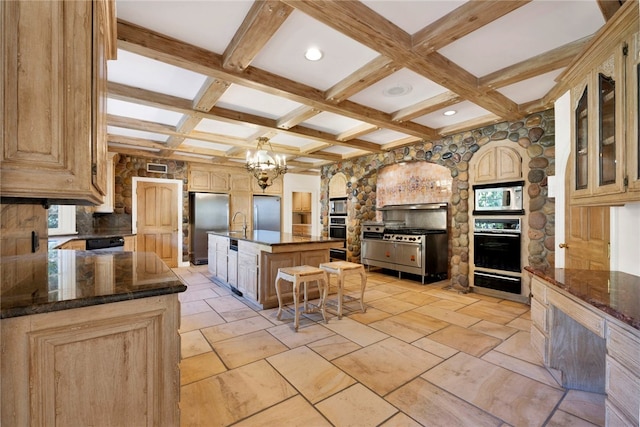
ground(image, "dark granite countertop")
xmin=1 ymin=250 xmax=186 ymax=319
xmin=208 ymin=230 xmax=343 ymax=246
xmin=525 ymin=266 xmax=640 ymax=330
xmin=48 ymin=231 xmax=135 ymax=249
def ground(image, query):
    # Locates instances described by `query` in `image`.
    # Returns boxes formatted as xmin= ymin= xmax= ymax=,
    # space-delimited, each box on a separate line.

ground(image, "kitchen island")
xmin=207 ymin=231 xmax=344 ymax=309
xmin=526 ymin=267 xmax=640 ymax=426
xmin=1 ymin=250 xmax=185 ymax=426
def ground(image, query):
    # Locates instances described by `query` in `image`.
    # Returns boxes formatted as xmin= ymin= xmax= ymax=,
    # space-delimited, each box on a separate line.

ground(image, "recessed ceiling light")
xmin=383 ymin=83 xmax=412 ymax=97
xmin=304 ymin=47 xmax=323 ymax=61
xmin=443 ymin=110 xmax=457 ymax=116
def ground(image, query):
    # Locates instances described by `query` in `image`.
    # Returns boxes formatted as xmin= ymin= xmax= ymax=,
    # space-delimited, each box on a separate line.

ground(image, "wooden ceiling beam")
xmin=222 ymin=0 xmax=293 ymax=72
xmin=277 ymin=106 xmax=320 ymax=129
xmin=597 ymin=0 xmax=625 ymax=22
xmin=336 ymin=123 xmax=379 ymax=141
xmin=324 ymin=55 xmax=398 ymax=103
xmin=283 ymin=1 xmax=520 ymax=120
xmin=116 ymin=20 xmax=439 ymax=140
xmin=412 ymin=0 xmax=531 ymax=54
xmin=391 ymin=91 xmax=461 ymax=122
xmin=478 ymin=35 xmax=594 ymax=90
xmin=193 ymin=77 xmax=231 ymax=112
xmin=380 ymin=136 xmax=423 ymax=151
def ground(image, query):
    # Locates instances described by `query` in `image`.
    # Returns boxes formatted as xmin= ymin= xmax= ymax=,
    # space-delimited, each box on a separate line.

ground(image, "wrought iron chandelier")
xmin=245 ymin=137 xmax=287 ymax=191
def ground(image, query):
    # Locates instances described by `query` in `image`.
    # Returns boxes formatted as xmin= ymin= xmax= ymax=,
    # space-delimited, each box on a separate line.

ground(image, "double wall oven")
xmin=328 ymin=197 xmax=348 ymax=261
xmin=473 ymin=218 xmax=522 ymax=296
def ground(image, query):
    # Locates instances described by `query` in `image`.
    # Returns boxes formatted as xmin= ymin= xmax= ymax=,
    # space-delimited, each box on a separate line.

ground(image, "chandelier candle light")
xmin=246 ymin=137 xmax=288 ymax=191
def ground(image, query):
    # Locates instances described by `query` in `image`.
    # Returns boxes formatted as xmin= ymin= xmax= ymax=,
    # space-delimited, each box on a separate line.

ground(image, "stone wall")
xmin=321 ymin=110 xmax=556 ymax=291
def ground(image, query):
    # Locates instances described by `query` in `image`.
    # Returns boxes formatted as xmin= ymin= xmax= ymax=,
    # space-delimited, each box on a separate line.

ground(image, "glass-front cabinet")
xmin=566 ymin=1 xmax=640 ymax=205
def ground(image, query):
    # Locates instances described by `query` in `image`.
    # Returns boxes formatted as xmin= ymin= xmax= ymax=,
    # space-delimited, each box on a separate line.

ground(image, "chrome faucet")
xmin=232 ymin=211 xmax=247 ymax=237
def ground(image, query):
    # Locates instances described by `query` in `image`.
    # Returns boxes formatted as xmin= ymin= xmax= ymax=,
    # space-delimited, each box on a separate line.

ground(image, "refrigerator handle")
xmin=253 ymin=204 xmax=258 ymax=230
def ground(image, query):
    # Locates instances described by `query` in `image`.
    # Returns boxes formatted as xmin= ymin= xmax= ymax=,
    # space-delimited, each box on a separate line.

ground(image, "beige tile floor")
xmin=174 ymin=265 xmax=606 ymax=427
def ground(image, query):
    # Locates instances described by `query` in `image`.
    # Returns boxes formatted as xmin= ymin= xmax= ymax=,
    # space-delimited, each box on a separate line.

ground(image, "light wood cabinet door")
xmin=473 ymin=146 xmax=522 ymax=183
xmin=237 ymin=251 xmax=259 ymax=303
xmin=230 ymin=192 xmax=252 ymax=231
xmin=1 ymin=295 xmax=181 ymax=426
xmin=228 ymin=250 xmax=238 ymax=287
xmin=208 ymin=234 xmax=216 ymax=275
xmin=1 ymin=0 xmax=112 ymax=205
xmin=123 ymin=235 xmax=136 ymax=251
xmin=188 ymin=168 xmax=230 ymax=192
xmin=189 ymin=169 xmax=212 ymax=191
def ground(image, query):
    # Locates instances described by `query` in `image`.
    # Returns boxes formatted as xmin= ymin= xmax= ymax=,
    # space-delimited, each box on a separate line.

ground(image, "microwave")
xmin=473 ymin=181 xmax=524 ymax=215
xmin=329 ymin=197 xmax=348 ymax=215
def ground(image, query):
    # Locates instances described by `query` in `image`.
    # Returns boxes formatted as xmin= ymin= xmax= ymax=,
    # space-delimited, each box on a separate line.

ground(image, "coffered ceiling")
xmin=108 ymin=0 xmax=620 ymax=174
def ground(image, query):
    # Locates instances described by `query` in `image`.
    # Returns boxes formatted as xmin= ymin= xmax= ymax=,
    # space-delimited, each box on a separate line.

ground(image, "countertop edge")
xmin=1 ymin=284 xmax=187 ymax=319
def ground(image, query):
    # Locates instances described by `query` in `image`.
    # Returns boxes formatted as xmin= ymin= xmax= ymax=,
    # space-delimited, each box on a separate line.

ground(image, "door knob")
xmin=559 ymin=243 xmax=569 ymax=249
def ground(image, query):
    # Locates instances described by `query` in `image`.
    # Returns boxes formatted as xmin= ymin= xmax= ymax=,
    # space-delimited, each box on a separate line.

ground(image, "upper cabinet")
xmin=292 ymin=192 xmax=311 ymax=212
xmin=563 ymin=1 xmax=639 ymax=206
xmin=189 ymin=166 xmax=230 ymax=192
xmin=473 ymin=145 xmax=522 ymax=184
xmin=1 ymin=0 xmax=116 ymax=205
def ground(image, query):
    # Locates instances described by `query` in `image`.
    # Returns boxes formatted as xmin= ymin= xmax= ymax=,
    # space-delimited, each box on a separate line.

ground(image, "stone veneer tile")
xmin=267 ymin=346 xmax=356 ymax=404
xmin=386 ymin=378 xmax=503 ymax=426
xmin=333 ymin=337 xmax=442 ymax=396
xmin=179 ymin=360 xmax=296 ymax=427
xmin=422 ymin=352 xmax=565 ymax=427
xmin=315 ymin=384 xmax=398 ymax=426
xmin=233 ymin=395 xmax=331 ymax=427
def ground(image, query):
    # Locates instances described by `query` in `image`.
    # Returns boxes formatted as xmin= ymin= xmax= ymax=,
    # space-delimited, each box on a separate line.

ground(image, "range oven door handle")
xmin=474 ymin=271 xmax=521 ymax=281
xmin=474 ymin=232 xmax=520 ymax=238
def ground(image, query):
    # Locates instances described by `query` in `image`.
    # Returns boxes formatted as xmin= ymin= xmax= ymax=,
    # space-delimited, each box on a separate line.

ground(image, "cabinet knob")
xmin=559 ymin=243 xmax=569 ymax=249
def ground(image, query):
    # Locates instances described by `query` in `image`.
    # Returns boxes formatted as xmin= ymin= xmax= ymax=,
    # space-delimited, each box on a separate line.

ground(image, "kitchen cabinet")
xmin=237 ymin=241 xmax=261 ymax=303
xmin=94 ymin=153 xmax=116 ymax=213
xmin=208 ymin=234 xmax=217 ymax=276
xmin=188 ymin=167 xmax=230 ymax=192
xmin=58 ymin=240 xmax=87 ymax=250
xmin=562 ymin=2 xmax=639 ymax=205
xmin=228 ymin=248 xmax=238 ymax=287
xmin=1 ymin=294 xmax=181 ymax=426
xmin=215 ymin=235 xmax=228 ymax=283
xmin=329 ymin=173 xmax=348 ymax=198
xmin=124 ymin=235 xmax=137 ymax=251
xmin=472 ymin=145 xmax=522 ymax=183
xmin=292 ymin=192 xmax=312 ymax=212
xmin=1 ymin=0 xmax=115 ymax=205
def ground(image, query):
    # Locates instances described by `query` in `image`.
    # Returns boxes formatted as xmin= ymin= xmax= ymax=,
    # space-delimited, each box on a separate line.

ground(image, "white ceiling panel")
xmin=412 ymin=101 xmax=491 ymax=129
xmin=498 ymin=69 xmax=565 ymax=105
xmin=349 ymin=68 xmax=448 ymax=113
xmin=107 ymin=126 xmax=169 ymax=143
xmin=359 ymin=128 xmax=411 ymax=144
xmin=108 ymin=49 xmax=207 ymax=99
xmin=438 ymin=0 xmax=605 ymax=77
xmin=251 ymin=9 xmax=380 ymax=91
xmin=194 ymin=118 xmax=258 ymax=139
xmin=115 ymin=0 xmax=253 ymax=54
xmin=181 ymin=139 xmax=234 ymax=152
xmin=217 ymin=84 xmax=304 ymax=120
xmin=362 ymin=0 xmax=466 ymax=34
xmin=107 ymin=99 xmax=184 ymax=126
xmin=269 ymin=133 xmax=318 ymax=149
xmin=321 ymin=145 xmax=361 ymax=155
xmin=302 ymin=112 xmax=367 ymax=134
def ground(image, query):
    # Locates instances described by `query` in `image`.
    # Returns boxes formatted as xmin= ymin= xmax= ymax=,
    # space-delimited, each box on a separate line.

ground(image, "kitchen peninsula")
xmin=1 ymin=250 xmax=186 ymax=426
xmin=208 ymin=231 xmax=344 ymax=309
xmin=527 ymin=267 xmax=640 ymax=425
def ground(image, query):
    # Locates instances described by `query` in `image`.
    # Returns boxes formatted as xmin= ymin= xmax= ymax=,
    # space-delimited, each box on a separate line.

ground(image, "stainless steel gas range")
xmin=360 ymin=203 xmax=448 ymax=284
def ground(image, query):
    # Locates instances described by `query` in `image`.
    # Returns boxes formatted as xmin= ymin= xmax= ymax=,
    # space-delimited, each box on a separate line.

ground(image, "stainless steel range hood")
xmin=380 ymin=203 xmax=448 ymax=231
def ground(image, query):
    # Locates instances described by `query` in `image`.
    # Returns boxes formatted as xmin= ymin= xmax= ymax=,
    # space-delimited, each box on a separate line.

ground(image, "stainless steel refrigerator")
xmin=189 ymin=192 xmax=229 ymax=265
xmin=253 ymin=195 xmax=281 ymax=232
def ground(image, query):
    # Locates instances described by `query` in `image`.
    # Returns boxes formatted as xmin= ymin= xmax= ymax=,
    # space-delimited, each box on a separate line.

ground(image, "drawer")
xmin=606 ymin=355 xmax=640 ymax=426
xmin=530 ymin=324 xmax=548 ymax=365
xmin=530 ymin=298 xmax=548 ymax=332
xmin=607 ymin=323 xmax=640 ymax=376
xmin=547 ymin=289 xmax=605 ymax=338
xmin=530 ymin=277 xmax=548 ymax=304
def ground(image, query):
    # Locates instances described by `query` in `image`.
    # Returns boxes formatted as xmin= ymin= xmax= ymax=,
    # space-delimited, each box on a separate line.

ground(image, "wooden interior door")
xmin=563 ymin=203 xmax=610 ymax=270
xmin=136 ymin=181 xmax=179 ymax=268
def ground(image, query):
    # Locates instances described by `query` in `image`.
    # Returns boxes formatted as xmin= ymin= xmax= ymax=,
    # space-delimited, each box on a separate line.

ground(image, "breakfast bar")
xmin=1 ymin=250 xmax=186 ymax=426
xmin=526 ymin=267 xmax=640 ymax=426
xmin=207 ymin=231 xmax=344 ymax=309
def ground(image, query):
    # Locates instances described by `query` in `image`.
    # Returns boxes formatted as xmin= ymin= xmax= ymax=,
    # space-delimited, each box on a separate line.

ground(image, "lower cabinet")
xmin=228 ymin=249 xmax=238 ymax=287
xmin=1 ymin=294 xmax=181 ymax=426
xmin=237 ymin=241 xmax=260 ymax=303
xmin=123 ymin=235 xmax=136 ymax=251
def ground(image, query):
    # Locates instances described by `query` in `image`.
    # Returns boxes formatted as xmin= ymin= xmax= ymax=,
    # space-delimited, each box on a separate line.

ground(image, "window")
xmin=48 ymin=205 xmax=77 ymax=236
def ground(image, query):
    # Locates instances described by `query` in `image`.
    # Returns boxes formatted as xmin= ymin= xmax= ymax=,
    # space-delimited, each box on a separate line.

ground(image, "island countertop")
xmin=1 ymin=250 xmax=186 ymax=319
xmin=525 ymin=266 xmax=640 ymax=330
xmin=208 ymin=230 xmax=344 ymax=249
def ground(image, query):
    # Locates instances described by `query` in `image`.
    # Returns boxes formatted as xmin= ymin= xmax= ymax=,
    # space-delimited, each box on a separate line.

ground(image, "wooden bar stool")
xmin=319 ymin=261 xmax=367 ymax=319
xmin=275 ymin=265 xmax=329 ymax=331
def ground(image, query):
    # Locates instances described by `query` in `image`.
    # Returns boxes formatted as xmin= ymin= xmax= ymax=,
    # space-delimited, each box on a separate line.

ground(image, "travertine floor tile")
xmin=200 ymin=315 xmax=274 ymax=344
xmin=233 ymin=395 xmax=331 ymax=427
xmin=180 ymin=330 xmax=212 ymax=358
xmin=428 ymin=299 xmax=468 ymax=311
xmin=307 ymin=335 xmax=361 ymax=360
xmin=333 ymin=337 xmax=442 ymax=395
xmin=457 ymin=300 xmax=528 ymax=325
xmin=179 ymin=310 xmax=225 ymax=333
xmin=180 ymin=300 xmax=213 ymax=316
xmin=413 ymin=304 xmax=480 ymax=328
xmin=493 ymin=330 xmax=542 ymax=365
xmin=179 ymin=360 xmax=296 ymax=427
xmin=217 ymin=307 xmax=259 ymax=323
xmin=315 ymin=384 xmax=397 ymax=426
xmin=211 ymin=330 xmax=287 ymax=369
xmin=369 ymin=283 xmax=408 ymax=296
xmin=411 ymin=336 xmax=458 ymax=359
xmin=323 ymin=317 xmax=388 ymax=347
xmin=392 ymin=290 xmax=440 ymax=306
xmin=267 ymin=322 xmax=334 ymax=348
xmin=557 ymin=390 xmax=606 ymax=426
xmin=428 ymin=324 xmax=502 ymax=357
xmin=341 ymin=306 xmax=390 ymax=324
xmin=482 ymin=350 xmax=563 ymax=389
xmin=267 ymin=346 xmax=356 ymax=403
xmin=180 ymin=352 xmax=227 ymax=385
xmin=386 ymin=378 xmax=503 ymax=426
xmin=366 ymin=296 xmax=419 ymax=314
xmin=379 ymin=412 xmax=423 ymax=427
xmin=363 ymin=289 xmax=397 ymax=302
xmin=369 ymin=310 xmax=449 ymax=342
xmin=423 ymin=288 xmax=480 ymax=305
xmin=506 ymin=316 xmax=531 ymax=331
xmin=422 ymin=352 xmax=564 ymax=427
xmin=546 ymin=410 xmax=600 ymax=426
xmin=179 ymin=288 xmax=219 ymax=303
xmin=470 ymin=319 xmax=518 ymax=340
xmin=205 ymin=295 xmax=251 ymax=313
